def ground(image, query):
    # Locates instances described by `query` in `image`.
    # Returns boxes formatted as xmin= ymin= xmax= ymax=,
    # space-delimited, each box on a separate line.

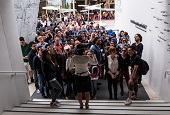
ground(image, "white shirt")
xmin=70 ymin=55 xmax=97 ymax=76
xmin=66 ymin=57 xmax=72 ymax=70
xmin=107 ymin=55 xmax=119 ymax=74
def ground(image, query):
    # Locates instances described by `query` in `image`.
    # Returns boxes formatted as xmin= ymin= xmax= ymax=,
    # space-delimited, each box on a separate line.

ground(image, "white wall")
xmin=13 ymin=0 xmax=40 ymax=43
xmin=0 ymin=0 xmax=30 ymax=114
xmin=115 ymin=0 xmax=170 ymax=101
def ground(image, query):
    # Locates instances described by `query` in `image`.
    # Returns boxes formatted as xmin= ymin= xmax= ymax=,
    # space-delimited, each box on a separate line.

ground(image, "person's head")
xmin=76 ymin=43 xmax=85 ymax=55
xmin=42 ymin=50 xmax=51 ymax=61
xmin=135 ymin=33 xmax=142 ymax=42
xmin=55 ymin=37 xmax=60 ymax=45
xmin=37 ymin=46 xmax=43 ymax=56
xmin=128 ymin=45 xmax=136 ymax=57
xmin=37 ymin=36 xmax=44 ymax=43
xmin=86 ymin=50 xmax=94 ymax=58
xmin=70 ymin=38 xmax=75 ymax=45
xmin=121 ymin=46 xmax=128 ymax=55
xmin=110 ymin=40 xmax=115 ymax=47
xmin=19 ymin=37 xmax=25 ymax=45
xmin=120 ymin=30 xmax=125 ymax=37
xmin=121 ymin=38 xmax=127 ymax=44
xmin=45 ymin=44 xmax=51 ymax=51
xmin=94 ymin=37 xmax=101 ymax=45
xmin=68 ymin=50 xmax=73 ymax=57
xmin=108 ymin=46 xmax=117 ymax=56
xmin=29 ymin=41 xmax=36 ymax=50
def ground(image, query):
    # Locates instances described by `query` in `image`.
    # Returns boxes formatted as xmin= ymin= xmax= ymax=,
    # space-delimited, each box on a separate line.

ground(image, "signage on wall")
xmin=130 ymin=20 xmax=147 ymax=32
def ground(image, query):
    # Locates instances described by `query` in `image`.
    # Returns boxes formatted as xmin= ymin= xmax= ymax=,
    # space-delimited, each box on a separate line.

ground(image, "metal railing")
xmin=0 ymin=71 xmax=26 ymax=76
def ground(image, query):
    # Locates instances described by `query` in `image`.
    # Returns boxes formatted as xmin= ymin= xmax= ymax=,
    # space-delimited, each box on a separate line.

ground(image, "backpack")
xmin=89 ymin=65 xmax=100 ymax=78
xmin=139 ymin=59 xmax=149 ymax=75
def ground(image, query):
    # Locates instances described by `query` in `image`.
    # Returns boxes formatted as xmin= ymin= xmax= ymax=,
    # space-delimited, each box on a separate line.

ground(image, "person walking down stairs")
xmin=42 ymin=50 xmax=63 ymax=107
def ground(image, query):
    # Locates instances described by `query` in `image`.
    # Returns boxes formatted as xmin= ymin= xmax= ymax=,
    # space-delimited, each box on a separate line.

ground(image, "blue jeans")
xmin=90 ymin=80 xmax=97 ymax=98
xmin=38 ymin=73 xmax=49 ymax=96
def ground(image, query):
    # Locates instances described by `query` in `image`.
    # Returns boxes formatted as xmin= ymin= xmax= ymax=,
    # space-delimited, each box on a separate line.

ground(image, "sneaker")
xmin=66 ymin=97 xmax=69 ymax=99
xmin=50 ymin=102 xmax=60 ymax=107
xmin=36 ymin=89 xmax=40 ymax=94
xmin=124 ymin=98 xmax=132 ymax=105
xmin=28 ymin=79 xmax=31 ymax=84
xmin=93 ymin=96 xmax=97 ymax=100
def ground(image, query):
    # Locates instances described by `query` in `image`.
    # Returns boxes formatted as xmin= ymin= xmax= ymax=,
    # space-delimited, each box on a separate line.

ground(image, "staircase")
xmin=2 ymin=99 xmax=170 ymax=115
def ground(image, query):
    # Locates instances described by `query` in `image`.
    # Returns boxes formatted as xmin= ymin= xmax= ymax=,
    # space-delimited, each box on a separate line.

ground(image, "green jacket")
xmin=21 ymin=43 xmax=31 ymax=62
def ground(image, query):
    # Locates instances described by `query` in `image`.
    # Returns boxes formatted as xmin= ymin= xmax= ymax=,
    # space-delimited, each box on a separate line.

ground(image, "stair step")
xmin=10 ymin=107 xmax=170 ymax=114
xmin=17 ymin=105 xmax=170 ymax=110
xmin=2 ymin=111 xmax=89 ymax=115
xmin=26 ymin=101 xmax=170 ymax=107
xmin=32 ymin=99 xmax=165 ymax=103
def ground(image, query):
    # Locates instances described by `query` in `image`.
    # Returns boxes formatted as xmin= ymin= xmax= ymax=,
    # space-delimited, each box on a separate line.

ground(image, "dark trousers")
xmin=34 ymin=70 xmax=39 ymax=90
xmin=106 ymin=73 xmax=118 ymax=99
xmin=56 ymin=74 xmax=65 ymax=97
xmin=50 ymin=79 xmax=63 ymax=102
xmin=119 ymin=70 xmax=129 ymax=91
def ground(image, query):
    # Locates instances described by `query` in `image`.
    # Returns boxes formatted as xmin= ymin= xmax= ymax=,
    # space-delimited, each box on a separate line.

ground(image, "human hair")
xmin=128 ymin=45 xmax=136 ymax=51
xmin=76 ymin=44 xmax=85 ymax=55
xmin=93 ymin=36 xmax=100 ymax=44
xmin=108 ymin=46 xmax=117 ymax=54
xmin=45 ymin=44 xmax=50 ymax=48
xmin=29 ymin=41 xmax=36 ymax=47
xmin=136 ymin=33 xmax=142 ymax=42
xmin=19 ymin=37 xmax=25 ymax=41
xmin=42 ymin=50 xmax=51 ymax=61
xmin=37 ymin=46 xmax=42 ymax=51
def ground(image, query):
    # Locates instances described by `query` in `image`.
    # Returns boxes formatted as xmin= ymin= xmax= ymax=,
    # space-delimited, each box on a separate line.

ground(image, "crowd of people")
xmin=20 ymin=12 xmax=143 ymax=108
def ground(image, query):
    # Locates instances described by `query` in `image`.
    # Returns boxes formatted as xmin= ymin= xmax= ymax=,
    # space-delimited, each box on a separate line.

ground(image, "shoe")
xmin=36 ymin=89 xmax=40 ymax=94
xmin=42 ymin=95 xmax=48 ymax=98
xmin=124 ymin=98 xmax=132 ymax=105
xmin=66 ymin=97 xmax=69 ymax=99
xmin=131 ymin=95 xmax=139 ymax=100
xmin=109 ymin=97 xmax=113 ymax=100
xmin=80 ymin=103 xmax=83 ymax=109
xmin=85 ymin=103 xmax=89 ymax=109
xmin=114 ymin=97 xmax=118 ymax=100
xmin=28 ymin=79 xmax=31 ymax=84
xmin=50 ymin=102 xmax=60 ymax=107
xmin=93 ymin=96 xmax=97 ymax=100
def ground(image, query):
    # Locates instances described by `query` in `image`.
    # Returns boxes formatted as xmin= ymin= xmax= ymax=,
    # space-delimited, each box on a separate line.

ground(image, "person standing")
xmin=70 ymin=44 xmax=97 ymax=109
xmin=19 ymin=37 xmax=32 ymax=83
xmin=28 ymin=41 xmax=39 ymax=93
xmin=105 ymin=46 xmax=119 ymax=100
xmin=124 ymin=46 xmax=141 ymax=105
xmin=132 ymin=34 xmax=143 ymax=85
xmin=118 ymin=47 xmax=130 ymax=96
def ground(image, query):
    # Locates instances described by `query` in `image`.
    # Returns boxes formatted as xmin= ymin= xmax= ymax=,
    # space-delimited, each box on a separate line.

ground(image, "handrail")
xmin=164 ymin=70 xmax=170 ymax=78
xmin=0 ymin=71 xmax=26 ymax=76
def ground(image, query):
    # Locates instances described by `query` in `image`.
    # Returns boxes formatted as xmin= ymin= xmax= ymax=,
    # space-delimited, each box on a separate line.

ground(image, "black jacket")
xmin=42 ymin=60 xmax=57 ymax=81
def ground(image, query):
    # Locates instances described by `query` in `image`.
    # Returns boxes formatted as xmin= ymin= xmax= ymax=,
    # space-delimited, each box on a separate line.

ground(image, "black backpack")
xmin=139 ymin=59 xmax=149 ymax=75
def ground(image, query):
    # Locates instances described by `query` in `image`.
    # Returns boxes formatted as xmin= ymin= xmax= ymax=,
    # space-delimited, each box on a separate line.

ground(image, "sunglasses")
xmin=122 ymin=50 xmax=127 ymax=52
